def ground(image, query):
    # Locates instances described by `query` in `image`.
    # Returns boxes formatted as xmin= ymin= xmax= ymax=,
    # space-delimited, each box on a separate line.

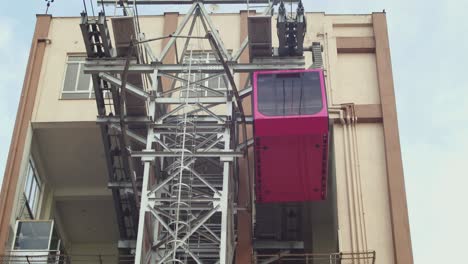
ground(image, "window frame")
xmin=23 ymin=158 xmax=42 ymax=219
xmin=60 ymin=55 xmax=94 ymax=100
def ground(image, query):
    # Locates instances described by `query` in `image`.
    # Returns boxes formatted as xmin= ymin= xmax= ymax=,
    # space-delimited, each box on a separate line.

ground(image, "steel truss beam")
xmin=132 ymin=151 xmax=243 ymax=158
xmin=84 ymin=61 xmax=305 ymax=74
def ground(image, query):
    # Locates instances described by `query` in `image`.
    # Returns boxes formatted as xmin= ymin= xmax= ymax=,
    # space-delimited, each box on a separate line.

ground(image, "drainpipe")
xmin=323 ymin=23 xmax=369 ymax=250
xmin=328 ymin=103 xmax=368 ymax=254
xmin=340 ymin=103 xmax=369 ymax=255
xmin=328 ymin=106 xmax=345 ymax=125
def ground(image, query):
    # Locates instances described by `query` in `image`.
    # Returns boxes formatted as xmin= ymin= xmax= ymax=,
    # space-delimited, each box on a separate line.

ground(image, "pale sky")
xmin=1 ymin=1 xmax=467 ymax=263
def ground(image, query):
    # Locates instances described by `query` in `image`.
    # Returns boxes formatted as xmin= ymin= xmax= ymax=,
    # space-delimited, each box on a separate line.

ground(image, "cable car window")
xmin=257 ymin=71 xmax=323 ymax=116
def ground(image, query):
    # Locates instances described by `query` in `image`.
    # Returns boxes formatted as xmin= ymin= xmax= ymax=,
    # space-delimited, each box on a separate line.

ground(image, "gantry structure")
xmin=80 ymin=0 xmax=313 ymax=263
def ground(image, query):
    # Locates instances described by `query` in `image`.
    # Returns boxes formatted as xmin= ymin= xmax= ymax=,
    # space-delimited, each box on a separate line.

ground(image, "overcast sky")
xmin=0 ymin=0 xmax=467 ymax=263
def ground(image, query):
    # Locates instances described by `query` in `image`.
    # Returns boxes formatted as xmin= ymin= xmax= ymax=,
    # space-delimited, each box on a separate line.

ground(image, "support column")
xmin=236 ymin=9 xmax=255 ymax=264
xmin=373 ymin=12 xmax=413 ymax=264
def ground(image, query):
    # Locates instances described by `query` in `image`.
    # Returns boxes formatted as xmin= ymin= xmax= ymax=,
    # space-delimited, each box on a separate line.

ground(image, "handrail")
xmin=0 ymin=252 xmax=135 ymax=264
xmin=256 ymin=251 xmax=376 ymax=264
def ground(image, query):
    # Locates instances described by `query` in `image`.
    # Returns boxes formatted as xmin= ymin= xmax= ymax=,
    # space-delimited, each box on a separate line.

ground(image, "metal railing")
xmin=256 ymin=251 xmax=376 ymax=264
xmin=1 ymin=251 xmax=375 ymax=263
xmin=0 ymin=253 xmax=135 ymax=264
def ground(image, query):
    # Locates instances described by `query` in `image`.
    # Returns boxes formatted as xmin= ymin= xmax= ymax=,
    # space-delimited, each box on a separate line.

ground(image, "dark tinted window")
xmin=257 ymin=71 xmax=323 ymax=116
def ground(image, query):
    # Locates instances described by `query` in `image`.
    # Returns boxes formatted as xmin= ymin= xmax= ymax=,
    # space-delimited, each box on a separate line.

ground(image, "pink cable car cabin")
xmin=253 ymin=69 xmax=329 ymax=203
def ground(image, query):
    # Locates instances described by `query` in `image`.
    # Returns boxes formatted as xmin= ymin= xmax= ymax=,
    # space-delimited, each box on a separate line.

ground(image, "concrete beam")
xmin=336 ymin=37 xmax=376 ymax=53
xmin=54 ymin=187 xmax=112 ymax=201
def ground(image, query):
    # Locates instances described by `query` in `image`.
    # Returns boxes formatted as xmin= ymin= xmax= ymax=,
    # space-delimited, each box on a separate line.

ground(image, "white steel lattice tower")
xmin=81 ymin=1 xmax=304 ymax=263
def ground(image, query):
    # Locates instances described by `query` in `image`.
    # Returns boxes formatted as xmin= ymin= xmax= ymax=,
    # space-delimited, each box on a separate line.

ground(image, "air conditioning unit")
xmin=9 ymin=220 xmax=62 ymax=264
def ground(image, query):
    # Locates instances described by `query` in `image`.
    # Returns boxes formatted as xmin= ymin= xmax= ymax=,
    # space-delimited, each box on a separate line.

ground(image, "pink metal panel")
xmin=253 ymin=69 xmax=329 ymax=203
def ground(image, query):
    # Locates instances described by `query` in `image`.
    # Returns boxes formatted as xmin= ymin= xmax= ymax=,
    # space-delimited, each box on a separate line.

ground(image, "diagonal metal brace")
xmin=99 ymin=73 xmax=150 ymax=100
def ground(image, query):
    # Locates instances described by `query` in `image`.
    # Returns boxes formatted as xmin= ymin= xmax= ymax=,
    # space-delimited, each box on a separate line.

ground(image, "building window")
xmin=13 ymin=221 xmax=52 ymax=250
xmin=23 ymin=159 xmax=41 ymax=219
xmin=180 ymin=51 xmax=228 ymax=97
xmin=61 ymin=56 xmax=94 ymax=99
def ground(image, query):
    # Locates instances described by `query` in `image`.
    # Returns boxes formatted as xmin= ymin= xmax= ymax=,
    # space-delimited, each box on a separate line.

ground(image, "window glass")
xmin=77 ymin=66 xmax=91 ymax=91
xmin=219 ymin=76 xmax=227 ymax=89
xmin=49 ymin=228 xmax=61 ymax=251
xmin=257 ymin=71 xmax=323 ymax=116
xmin=62 ymin=56 xmax=93 ymax=99
xmin=24 ymin=159 xmax=41 ymax=219
xmin=63 ymin=63 xmax=78 ymax=92
xmin=208 ymin=75 xmax=219 ymax=89
xmin=29 ymin=182 xmax=37 ymax=211
xmin=179 ymin=51 xmax=229 ymax=97
xmin=14 ymin=221 xmax=52 ymax=250
xmin=24 ymin=167 xmax=33 ymax=199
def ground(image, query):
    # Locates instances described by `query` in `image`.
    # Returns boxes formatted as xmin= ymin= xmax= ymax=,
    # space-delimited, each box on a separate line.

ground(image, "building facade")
xmin=0 ymin=7 xmax=412 ymax=264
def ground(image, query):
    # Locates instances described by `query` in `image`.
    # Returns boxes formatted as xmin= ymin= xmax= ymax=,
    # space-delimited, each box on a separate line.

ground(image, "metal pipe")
xmin=350 ymin=104 xmax=369 ymax=255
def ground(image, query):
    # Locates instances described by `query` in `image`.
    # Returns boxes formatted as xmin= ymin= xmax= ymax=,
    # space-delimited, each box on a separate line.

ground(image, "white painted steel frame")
xmin=129 ymin=3 xmax=242 ymax=263
xmin=134 ymin=12 xmax=237 ymax=261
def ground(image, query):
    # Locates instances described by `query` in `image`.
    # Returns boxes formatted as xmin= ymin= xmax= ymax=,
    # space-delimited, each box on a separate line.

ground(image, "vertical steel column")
xmin=135 ymin=68 xmax=158 ymax=262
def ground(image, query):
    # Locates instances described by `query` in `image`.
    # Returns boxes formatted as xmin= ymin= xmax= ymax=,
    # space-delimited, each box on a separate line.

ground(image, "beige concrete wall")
xmin=333 ymin=25 xmax=374 ymax=37
xmin=32 ymin=18 xmax=97 ymax=123
xmin=335 ymin=53 xmax=380 ymax=104
xmin=165 ymin=13 xmax=242 ymax=55
xmin=136 ymin=16 xmax=165 ymax=58
xmin=329 ymin=14 xmax=373 ymax=25
xmin=323 ymin=13 xmax=394 ymax=263
xmin=331 ymin=123 xmax=394 ymax=264
xmin=31 ymin=14 xmax=242 ymax=121
xmin=357 ymin=124 xmax=395 ymax=263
